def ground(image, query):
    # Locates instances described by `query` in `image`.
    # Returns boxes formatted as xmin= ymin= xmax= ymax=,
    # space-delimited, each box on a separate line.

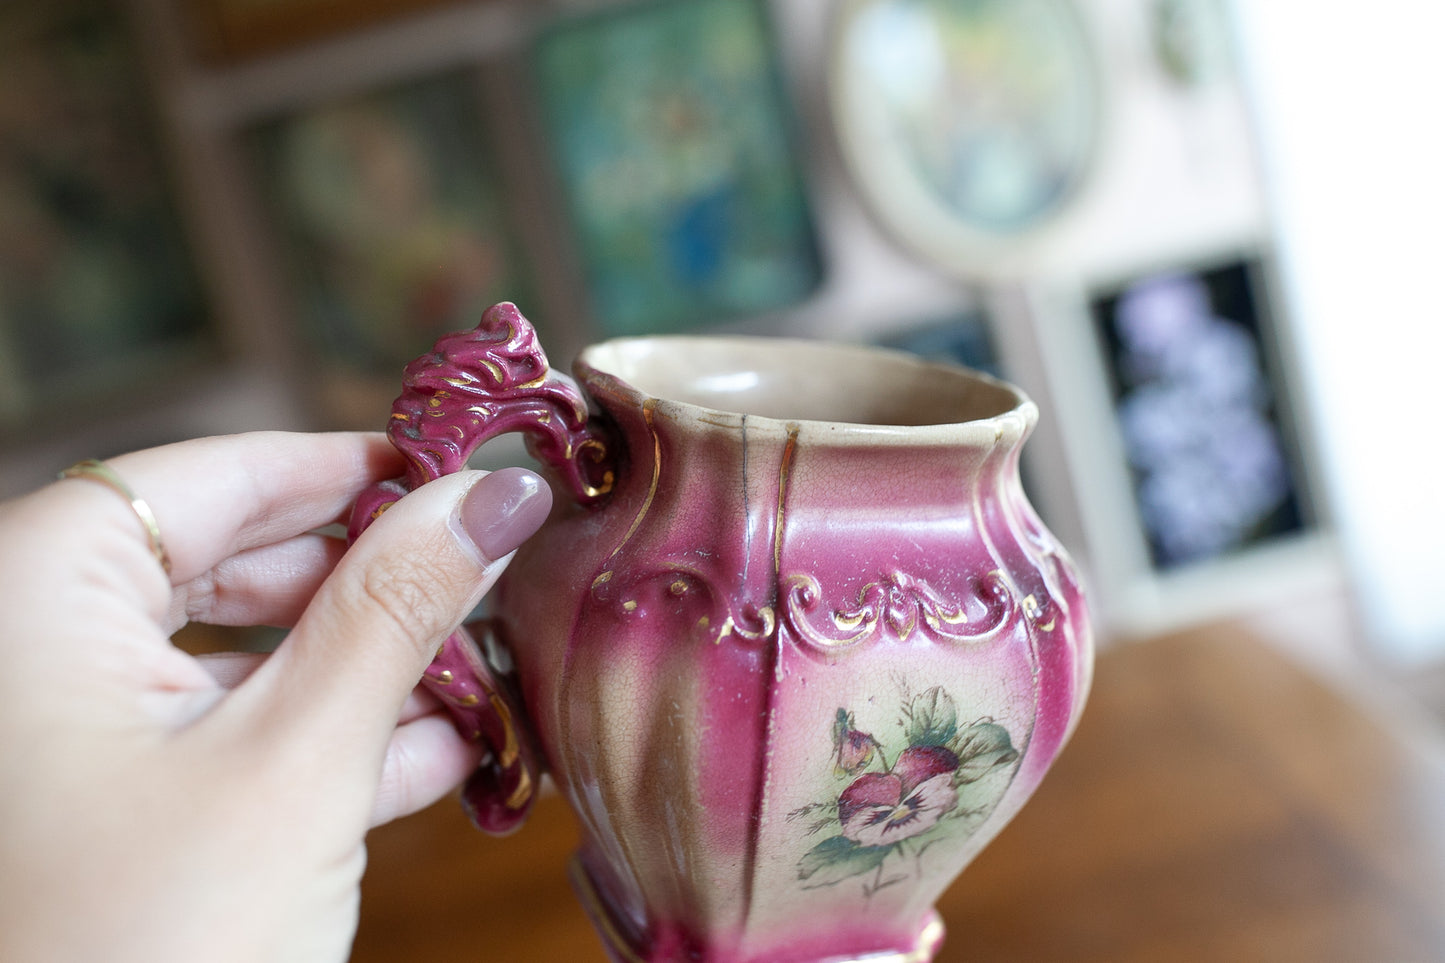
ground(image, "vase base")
xmin=568 ymin=857 xmax=945 ymax=963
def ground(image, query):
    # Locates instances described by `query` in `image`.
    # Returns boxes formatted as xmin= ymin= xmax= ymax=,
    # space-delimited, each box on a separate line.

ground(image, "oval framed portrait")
xmin=830 ymin=0 xmax=1103 ymax=276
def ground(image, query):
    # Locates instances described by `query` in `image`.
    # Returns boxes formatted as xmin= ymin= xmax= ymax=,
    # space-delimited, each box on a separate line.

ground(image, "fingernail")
xmin=455 ymin=468 xmax=553 ymax=565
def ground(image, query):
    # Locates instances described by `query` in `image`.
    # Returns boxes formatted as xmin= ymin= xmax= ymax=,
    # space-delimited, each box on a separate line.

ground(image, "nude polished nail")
xmin=456 ymin=467 xmax=553 ymax=564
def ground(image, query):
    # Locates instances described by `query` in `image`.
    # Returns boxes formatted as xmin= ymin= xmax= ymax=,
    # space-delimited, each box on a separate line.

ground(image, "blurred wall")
xmin=5 ymin=0 xmax=1438 ymax=666
xmin=1234 ymin=1 xmax=1445 ymax=664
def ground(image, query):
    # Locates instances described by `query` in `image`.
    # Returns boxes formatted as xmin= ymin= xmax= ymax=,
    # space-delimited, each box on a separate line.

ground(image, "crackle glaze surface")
xmin=351 ymin=303 xmax=1092 ymax=963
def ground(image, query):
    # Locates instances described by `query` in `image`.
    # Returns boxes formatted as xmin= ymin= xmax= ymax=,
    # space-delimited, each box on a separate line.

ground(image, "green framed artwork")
xmin=251 ymin=72 xmax=532 ymax=377
xmin=0 ymin=0 xmax=210 ymax=425
xmin=534 ymin=0 xmax=823 ymax=337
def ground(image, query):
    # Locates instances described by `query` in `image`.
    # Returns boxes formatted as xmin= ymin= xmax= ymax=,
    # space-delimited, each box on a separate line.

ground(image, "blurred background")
xmin=1 ymin=0 xmax=1442 ymax=713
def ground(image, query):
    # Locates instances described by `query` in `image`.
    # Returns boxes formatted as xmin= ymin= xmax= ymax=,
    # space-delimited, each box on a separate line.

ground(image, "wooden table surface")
xmin=350 ymin=626 xmax=1445 ymax=962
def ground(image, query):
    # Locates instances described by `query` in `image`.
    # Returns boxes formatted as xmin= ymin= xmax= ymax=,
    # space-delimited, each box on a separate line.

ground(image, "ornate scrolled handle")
xmin=380 ymin=301 xmax=615 ymax=501
xmin=347 ymin=302 xmax=617 ymax=835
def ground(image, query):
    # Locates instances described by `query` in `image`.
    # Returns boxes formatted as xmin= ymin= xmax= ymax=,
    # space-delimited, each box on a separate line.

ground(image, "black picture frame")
xmin=1088 ymin=255 xmax=1312 ymax=570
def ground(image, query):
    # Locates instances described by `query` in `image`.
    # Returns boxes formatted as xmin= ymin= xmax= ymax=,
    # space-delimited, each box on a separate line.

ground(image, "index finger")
xmin=108 ymin=431 xmax=403 ymax=583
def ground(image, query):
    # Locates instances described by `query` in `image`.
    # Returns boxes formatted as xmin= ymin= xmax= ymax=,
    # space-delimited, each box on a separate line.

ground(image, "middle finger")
xmin=168 ymin=531 xmax=348 ymax=632
xmin=109 ymin=431 xmax=402 ymax=586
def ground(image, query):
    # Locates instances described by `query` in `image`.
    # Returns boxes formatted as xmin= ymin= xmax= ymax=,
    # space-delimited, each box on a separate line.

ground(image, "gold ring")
xmin=59 ymin=458 xmax=172 ymax=575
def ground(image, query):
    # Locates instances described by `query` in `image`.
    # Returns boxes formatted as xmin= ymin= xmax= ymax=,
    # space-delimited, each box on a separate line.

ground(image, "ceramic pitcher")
xmin=350 ymin=303 xmax=1092 ymax=963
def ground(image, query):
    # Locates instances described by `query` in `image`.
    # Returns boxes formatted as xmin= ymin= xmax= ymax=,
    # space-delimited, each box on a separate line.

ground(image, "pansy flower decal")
xmin=832 ymin=708 xmax=881 ymax=777
xmin=791 ymin=687 xmax=1019 ymax=895
xmin=838 ymin=745 xmax=960 ymax=847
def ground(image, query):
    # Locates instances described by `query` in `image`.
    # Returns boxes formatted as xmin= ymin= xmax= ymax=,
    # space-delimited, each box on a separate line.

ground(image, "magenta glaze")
xmin=351 ymin=303 xmax=1092 ymax=962
xmin=348 ymin=303 xmax=610 ymax=834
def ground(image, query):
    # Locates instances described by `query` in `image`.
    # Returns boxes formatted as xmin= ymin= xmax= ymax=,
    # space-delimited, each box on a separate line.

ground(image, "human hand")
xmin=0 ymin=431 xmax=551 ymax=963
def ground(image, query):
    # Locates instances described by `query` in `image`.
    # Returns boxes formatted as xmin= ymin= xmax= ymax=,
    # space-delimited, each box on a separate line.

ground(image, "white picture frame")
xmin=1015 ymin=246 xmax=1337 ymax=636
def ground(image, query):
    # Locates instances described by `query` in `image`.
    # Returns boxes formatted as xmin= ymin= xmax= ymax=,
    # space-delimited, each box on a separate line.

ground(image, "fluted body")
xmin=478 ymin=331 xmax=1093 ymax=962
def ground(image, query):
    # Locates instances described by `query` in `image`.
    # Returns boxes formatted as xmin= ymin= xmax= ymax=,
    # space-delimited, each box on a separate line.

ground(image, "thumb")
xmin=247 ymin=467 xmax=551 ymax=753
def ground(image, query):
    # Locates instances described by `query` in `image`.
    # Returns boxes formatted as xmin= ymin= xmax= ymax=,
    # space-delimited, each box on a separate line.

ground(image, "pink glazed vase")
xmin=350 ymin=303 xmax=1092 ymax=963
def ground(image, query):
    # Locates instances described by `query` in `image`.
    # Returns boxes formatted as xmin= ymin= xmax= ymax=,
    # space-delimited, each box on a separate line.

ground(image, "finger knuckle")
xmin=377 ymin=735 xmax=417 ymax=817
xmin=182 ymin=568 xmax=221 ymax=621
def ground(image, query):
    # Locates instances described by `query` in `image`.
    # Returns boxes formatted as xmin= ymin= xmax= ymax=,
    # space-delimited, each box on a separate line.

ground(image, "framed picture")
xmin=829 ymin=0 xmax=1102 ymax=278
xmin=0 ymin=0 xmax=211 ymax=429
xmin=878 ymin=310 xmax=1002 ymax=379
xmin=1090 ymin=256 xmax=1310 ymax=571
xmin=878 ymin=306 xmax=1073 ymax=528
xmin=1149 ymin=0 xmax=1235 ymax=88
xmin=184 ymin=0 xmax=467 ymax=63
xmin=533 ymin=0 xmax=823 ymax=338
xmin=1024 ymin=248 xmax=1326 ymax=633
xmin=249 ymin=71 xmax=532 ymax=379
